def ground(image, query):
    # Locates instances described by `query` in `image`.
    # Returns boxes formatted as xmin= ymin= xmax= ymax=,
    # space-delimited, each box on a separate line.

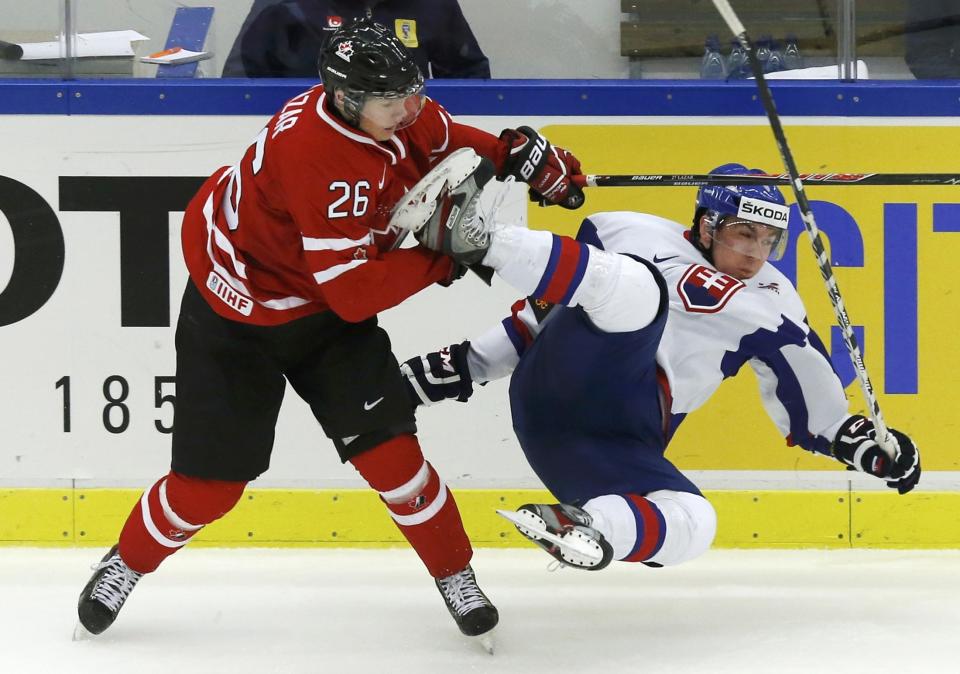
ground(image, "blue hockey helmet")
xmin=692 ymin=163 xmax=790 ymax=261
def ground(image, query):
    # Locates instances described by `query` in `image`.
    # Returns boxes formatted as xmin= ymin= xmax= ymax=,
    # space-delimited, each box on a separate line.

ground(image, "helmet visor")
xmin=713 ymin=218 xmax=789 ymax=261
xmin=358 ymin=87 xmax=425 ymax=133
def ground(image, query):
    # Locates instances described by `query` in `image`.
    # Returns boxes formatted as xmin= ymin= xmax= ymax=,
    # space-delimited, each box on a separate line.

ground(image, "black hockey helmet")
xmin=319 ymin=17 xmax=424 ymax=126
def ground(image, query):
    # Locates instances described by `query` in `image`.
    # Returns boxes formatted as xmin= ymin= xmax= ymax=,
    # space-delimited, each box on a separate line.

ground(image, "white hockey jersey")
xmin=469 ymin=211 xmax=851 ymax=454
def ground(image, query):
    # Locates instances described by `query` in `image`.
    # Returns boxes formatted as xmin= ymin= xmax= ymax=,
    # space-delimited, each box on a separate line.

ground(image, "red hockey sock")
xmin=350 ymin=434 xmax=472 ymax=578
xmin=117 ymin=471 xmax=246 ymax=574
xmin=621 ymin=493 xmax=666 ymax=563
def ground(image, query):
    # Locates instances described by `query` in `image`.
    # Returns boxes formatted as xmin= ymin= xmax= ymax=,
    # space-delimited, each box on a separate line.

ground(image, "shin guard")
xmin=117 ymin=471 xmax=246 ymax=573
xmin=351 ymin=434 xmax=472 ymax=578
xmin=583 ymin=493 xmax=666 ymax=564
xmin=584 ymin=491 xmax=716 ymax=566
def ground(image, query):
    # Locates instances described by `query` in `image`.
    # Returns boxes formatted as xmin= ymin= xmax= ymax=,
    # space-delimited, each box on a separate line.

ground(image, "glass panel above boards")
xmin=0 ymin=1 xmax=955 ymax=81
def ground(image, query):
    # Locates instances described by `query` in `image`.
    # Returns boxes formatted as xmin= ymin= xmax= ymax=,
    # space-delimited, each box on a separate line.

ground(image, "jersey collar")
xmin=316 ymin=91 xmax=406 ymax=165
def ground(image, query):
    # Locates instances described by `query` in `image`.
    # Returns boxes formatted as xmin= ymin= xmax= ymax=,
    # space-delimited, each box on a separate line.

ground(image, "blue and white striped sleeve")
xmin=466 ymin=296 xmax=556 ymax=383
xmin=746 ymin=321 xmax=850 ymax=455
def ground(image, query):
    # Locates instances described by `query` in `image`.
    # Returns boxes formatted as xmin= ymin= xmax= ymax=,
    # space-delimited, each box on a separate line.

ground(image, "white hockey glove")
xmin=831 ymin=415 xmax=921 ymax=494
xmin=400 ymin=341 xmax=474 ymax=407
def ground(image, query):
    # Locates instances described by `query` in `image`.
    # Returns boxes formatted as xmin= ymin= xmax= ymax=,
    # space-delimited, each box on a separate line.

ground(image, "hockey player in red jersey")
xmin=75 ymin=17 xmax=584 ymax=647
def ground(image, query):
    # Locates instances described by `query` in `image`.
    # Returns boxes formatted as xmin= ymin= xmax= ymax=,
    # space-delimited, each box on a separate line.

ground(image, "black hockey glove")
xmin=498 ymin=126 xmax=585 ymax=210
xmin=437 ymin=262 xmax=495 ymax=288
xmin=437 ymin=261 xmax=469 ymax=287
xmin=400 ymin=341 xmax=474 ymax=408
xmin=831 ymin=415 xmax=921 ymax=494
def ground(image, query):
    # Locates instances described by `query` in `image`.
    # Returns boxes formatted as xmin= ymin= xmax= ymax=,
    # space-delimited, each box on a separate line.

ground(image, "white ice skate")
xmin=498 ymin=504 xmax=614 ymax=570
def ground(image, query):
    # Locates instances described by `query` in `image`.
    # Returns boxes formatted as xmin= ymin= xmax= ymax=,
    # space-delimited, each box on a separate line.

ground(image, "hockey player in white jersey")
xmin=400 ymin=160 xmax=920 ymax=571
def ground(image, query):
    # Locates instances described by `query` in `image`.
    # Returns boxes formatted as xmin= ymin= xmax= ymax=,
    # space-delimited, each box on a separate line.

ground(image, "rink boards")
xmin=3 ymin=487 xmax=960 ymax=549
xmin=1 ymin=81 xmax=959 ymax=546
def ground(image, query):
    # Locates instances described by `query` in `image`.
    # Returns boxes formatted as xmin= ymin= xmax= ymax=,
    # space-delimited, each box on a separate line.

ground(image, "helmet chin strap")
xmin=690 ymin=212 xmax=718 ymax=264
xmin=698 ymin=239 xmax=716 ymax=265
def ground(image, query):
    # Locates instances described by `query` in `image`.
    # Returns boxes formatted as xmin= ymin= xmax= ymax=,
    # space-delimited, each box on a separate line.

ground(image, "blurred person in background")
xmin=905 ymin=1 xmax=960 ymax=78
xmin=223 ymin=0 xmax=490 ymax=78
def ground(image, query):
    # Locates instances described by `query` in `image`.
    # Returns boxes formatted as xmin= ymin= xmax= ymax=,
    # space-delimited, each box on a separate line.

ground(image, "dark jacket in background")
xmin=905 ymin=1 xmax=960 ymax=78
xmin=223 ymin=0 xmax=491 ymax=78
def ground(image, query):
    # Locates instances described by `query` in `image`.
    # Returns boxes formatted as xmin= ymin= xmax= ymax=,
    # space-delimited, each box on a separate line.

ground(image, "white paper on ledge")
xmin=750 ymin=59 xmax=869 ymax=80
xmin=140 ymin=47 xmax=211 ymax=65
xmin=17 ymin=30 xmax=149 ymax=60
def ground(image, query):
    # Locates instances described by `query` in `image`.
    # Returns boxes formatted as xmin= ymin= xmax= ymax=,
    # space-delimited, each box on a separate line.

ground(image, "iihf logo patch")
xmin=408 ymin=495 xmax=427 ymax=511
xmin=677 ymin=264 xmax=745 ymax=313
xmin=336 ymin=41 xmax=354 ymax=61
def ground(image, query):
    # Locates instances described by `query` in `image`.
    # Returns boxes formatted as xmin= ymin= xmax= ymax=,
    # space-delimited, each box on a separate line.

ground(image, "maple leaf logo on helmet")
xmin=336 ymin=41 xmax=354 ymax=61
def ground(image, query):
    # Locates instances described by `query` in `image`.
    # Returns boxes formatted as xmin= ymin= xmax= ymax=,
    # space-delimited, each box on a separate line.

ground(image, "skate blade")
xmin=495 ymin=508 xmax=545 ymax=540
xmin=495 ymin=509 xmax=602 ymax=562
xmin=72 ymin=622 xmax=95 ymax=641
xmin=472 ymin=628 xmax=496 ymax=655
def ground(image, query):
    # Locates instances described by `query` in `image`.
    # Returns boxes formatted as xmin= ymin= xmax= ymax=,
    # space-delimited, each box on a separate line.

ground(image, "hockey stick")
xmin=709 ymin=0 xmax=897 ymax=458
xmin=573 ymin=173 xmax=960 ymax=188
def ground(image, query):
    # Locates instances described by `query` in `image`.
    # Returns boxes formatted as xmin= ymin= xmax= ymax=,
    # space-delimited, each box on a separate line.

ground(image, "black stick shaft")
xmin=709 ymin=0 xmax=895 ymax=455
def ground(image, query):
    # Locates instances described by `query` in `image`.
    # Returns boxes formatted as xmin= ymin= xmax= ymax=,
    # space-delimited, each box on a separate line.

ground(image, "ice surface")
xmin=2 ymin=547 xmax=956 ymax=673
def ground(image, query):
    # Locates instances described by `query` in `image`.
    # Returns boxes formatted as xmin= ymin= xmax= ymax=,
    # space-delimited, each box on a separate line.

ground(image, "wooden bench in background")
xmin=621 ymin=0 xmax=908 ymax=59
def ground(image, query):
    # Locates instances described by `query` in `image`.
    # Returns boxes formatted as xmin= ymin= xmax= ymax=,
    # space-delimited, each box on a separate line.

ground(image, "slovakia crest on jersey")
xmin=677 ymin=264 xmax=745 ymax=313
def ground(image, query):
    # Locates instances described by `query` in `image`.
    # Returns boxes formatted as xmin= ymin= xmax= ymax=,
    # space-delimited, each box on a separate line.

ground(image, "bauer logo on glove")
xmin=497 ymin=126 xmax=586 ymax=210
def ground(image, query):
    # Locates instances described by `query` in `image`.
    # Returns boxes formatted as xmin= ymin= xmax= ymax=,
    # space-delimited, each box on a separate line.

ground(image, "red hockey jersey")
xmin=181 ymin=85 xmax=504 ymax=325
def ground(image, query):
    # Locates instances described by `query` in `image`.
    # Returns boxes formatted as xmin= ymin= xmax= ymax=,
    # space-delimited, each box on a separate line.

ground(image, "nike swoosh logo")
xmin=378 ymin=163 xmax=387 ymax=189
xmin=363 ymin=397 xmax=385 ymax=411
xmin=652 ymin=254 xmax=679 ymax=263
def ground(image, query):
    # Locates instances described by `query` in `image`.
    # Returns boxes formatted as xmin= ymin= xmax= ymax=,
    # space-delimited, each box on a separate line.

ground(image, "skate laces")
xmin=90 ymin=553 xmax=142 ymax=613
xmin=547 ymin=560 xmax=566 ymax=573
xmin=460 ymin=197 xmax=488 ymax=247
xmin=460 ymin=177 xmax=515 ymax=248
xmin=533 ymin=503 xmax=590 ymax=532
xmin=556 ymin=504 xmax=592 ymax=528
xmin=437 ymin=567 xmax=489 ymax=616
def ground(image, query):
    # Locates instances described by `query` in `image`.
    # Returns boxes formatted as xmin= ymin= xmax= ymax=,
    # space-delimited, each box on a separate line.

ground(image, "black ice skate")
xmin=498 ymin=503 xmax=614 ymax=570
xmin=75 ymin=544 xmax=143 ymax=638
xmin=435 ymin=564 xmax=498 ymax=653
